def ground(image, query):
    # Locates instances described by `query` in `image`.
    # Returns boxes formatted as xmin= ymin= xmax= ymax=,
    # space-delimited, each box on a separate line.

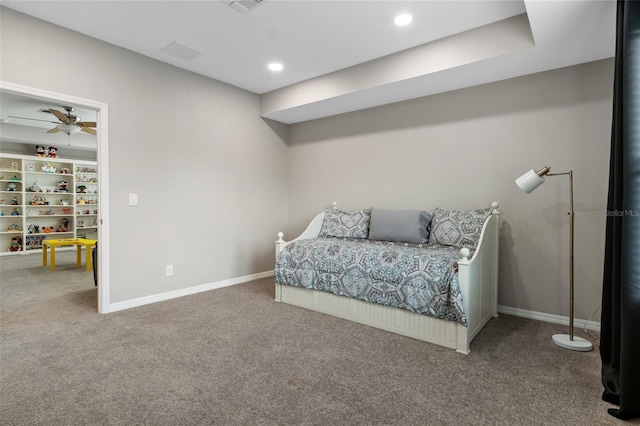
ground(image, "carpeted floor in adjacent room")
xmin=0 ymin=251 xmax=635 ymax=425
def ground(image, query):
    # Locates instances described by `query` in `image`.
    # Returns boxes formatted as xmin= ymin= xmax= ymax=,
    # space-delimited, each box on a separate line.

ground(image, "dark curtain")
xmin=600 ymin=0 xmax=640 ymax=420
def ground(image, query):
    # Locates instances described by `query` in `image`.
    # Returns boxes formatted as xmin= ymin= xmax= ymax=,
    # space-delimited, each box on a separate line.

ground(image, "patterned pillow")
xmin=319 ymin=208 xmax=371 ymax=239
xmin=428 ymin=208 xmax=492 ymax=252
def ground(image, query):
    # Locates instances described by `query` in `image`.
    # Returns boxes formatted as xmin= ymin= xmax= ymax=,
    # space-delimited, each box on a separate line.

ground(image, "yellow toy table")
xmin=42 ymin=238 xmax=98 ymax=271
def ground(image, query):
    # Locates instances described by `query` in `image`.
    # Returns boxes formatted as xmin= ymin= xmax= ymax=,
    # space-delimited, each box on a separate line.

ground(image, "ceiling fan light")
xmin=57 ymin=123 xmax=81 ymax=135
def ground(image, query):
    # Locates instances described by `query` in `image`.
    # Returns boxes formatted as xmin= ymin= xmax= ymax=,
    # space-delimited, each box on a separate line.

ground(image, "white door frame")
xmin=0 ymin=81 xmax=110 ymax=314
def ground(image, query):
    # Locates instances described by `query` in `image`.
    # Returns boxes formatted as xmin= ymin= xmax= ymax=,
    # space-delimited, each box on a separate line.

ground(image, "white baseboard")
xmin=104 ymin=275 xmax=600 ymax=334
xmin=498 ymin=305 xmax=601 ymax=332
xmin=106 ymin=270 xmax=274 ymax=313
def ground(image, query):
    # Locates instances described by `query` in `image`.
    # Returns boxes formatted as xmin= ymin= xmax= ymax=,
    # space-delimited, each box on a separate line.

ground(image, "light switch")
xmin=129 ymin=193 xmax=138 ymax=206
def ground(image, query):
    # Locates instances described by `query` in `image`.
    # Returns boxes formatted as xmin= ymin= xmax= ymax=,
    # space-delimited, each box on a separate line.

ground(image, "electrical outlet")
xmin=166 ymin=264 xmax=174 ymax=276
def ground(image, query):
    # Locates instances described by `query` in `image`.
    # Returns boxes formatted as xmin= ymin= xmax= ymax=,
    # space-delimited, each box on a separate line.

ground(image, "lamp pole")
xmin=547 ymin=171 xmax=575 ymax=341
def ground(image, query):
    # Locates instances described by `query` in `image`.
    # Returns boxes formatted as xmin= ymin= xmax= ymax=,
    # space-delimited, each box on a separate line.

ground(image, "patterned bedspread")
xmin=275 ymin=238 xmax=467 ymax=326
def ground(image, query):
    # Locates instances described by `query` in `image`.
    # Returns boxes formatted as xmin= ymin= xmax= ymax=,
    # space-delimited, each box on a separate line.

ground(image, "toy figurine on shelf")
xmin=9 ymin=237 xmax=21 ymax=252
xmin=30 ymin=195 xmax=48 ymax=206
xmin=7 ymin=223 xmax=20 ymax=232
xmin=28 ymin=224 xmax=40 ymax=234
xmin=10 ymin=197 xmax=18 ymax=205
xmin=42 ymin=226 xmax=53 ymax=233
xmin=58 ymin=180 xmax=68 ymax=193
xmin=27 ymin=181 xmax=39 ymax=193
xmin=56 ymin=218 xmax=70 ymax=232
xmin=77 ymin=185 xmax=87 ymax=193
xmin=35 ymin=146 xmax=46 ymax=157
xmin=41 ymin=163 xmax=56 ymax=173
xmin=11 ymin=208 xmax=19 ymax=216
xmin=48 ymin=146 xmax=57 ymax=158
xmin=6 ymin=183 xmax=17 ymax=191
xmin=26 ymin=235 xmax=45 ymax=250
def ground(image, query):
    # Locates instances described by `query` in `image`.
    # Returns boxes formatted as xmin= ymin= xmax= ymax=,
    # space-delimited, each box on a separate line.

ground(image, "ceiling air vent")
xmin=222 ymin=0 xmax=264 ymax=14
xmin=160 ymin=41 xmax=203 ymax=62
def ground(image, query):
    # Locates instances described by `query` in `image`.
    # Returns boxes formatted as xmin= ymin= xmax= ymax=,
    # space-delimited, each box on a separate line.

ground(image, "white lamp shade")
xmin=57 ymin=124 xmax=81 ymax=135
xmin=516 ymin=169 xmax=545 ymax=193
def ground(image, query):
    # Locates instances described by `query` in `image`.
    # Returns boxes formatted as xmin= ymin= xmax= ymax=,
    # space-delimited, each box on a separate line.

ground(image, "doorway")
xmin=0 ymin=81 xmax=110 ymax=313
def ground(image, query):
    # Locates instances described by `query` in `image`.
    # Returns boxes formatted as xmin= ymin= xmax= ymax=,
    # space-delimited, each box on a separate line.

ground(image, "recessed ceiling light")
xmin=268 ymin=62 xmax=283 ymax=72
xmin=394 ymin=14 xmax=413 ymax=26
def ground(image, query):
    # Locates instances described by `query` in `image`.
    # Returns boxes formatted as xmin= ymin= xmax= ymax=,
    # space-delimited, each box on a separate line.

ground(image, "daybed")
xmin=274 ymin=202 xmax=500 ymax=354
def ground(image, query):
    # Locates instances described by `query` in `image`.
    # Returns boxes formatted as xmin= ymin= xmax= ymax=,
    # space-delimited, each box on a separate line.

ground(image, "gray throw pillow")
xmin=319 ymin=208 xmax=371 ymax=239
xmin=368 ymin=208 xmax=431 ymax=244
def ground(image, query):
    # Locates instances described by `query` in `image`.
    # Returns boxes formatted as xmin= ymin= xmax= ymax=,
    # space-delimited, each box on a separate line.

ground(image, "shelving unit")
xmin=0 ymin=153 xmax=98 ymax=255
xmin=75 ymin=163 xmax=98 ymax=240
xmin=0 ymin=156 xmax=25 ymax=253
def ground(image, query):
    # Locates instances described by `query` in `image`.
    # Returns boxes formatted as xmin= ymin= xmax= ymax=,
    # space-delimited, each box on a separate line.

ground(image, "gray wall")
xmin=1 ymin=6 xmax=615 ymax=321
xmin=287 ymin=59 xmax=614 ymax=320
xmin=1 ymin=8 xmax=289 ymax=303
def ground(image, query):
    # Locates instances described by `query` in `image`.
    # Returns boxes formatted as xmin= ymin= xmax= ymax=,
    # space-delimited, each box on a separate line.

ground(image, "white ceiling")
xmin=1 ymin=0 xmax=529 ymax=94
xmin=0 ymin=0 xmax=616 ymax=125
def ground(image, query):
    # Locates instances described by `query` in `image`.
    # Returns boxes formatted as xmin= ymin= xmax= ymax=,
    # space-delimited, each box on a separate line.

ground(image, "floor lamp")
xmin=516 ymin=166 xmax=593 ymax=352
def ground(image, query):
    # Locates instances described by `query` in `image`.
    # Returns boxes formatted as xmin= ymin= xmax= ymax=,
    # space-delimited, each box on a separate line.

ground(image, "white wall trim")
xmin=498 ymin=305 xmax=601 ymax=332
xmin=106 ymin=270 xmax=274 ymax=313
xmin=101 ymin=267 xmax=601 ymax=333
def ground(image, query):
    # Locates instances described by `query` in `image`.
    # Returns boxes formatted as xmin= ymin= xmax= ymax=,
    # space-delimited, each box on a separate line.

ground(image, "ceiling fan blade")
xmin=48 ymin=108 xmax=72 ymax=124
xmin=81 ymin=127 xmax=97 ymax=136
xmin=77 ymin=121 xmax=96 ymax=128
xmin=7 ymin=115 xmax=59 ymax=124
xmin=47 ymin=127 xmax=61 ymax=134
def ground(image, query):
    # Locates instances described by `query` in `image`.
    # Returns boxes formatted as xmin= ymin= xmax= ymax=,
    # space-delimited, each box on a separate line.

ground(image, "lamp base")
xmin=552 ymin=334 xmax=593 ymax=352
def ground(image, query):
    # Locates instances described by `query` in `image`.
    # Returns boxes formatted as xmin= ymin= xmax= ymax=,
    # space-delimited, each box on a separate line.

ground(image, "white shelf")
xmin=26 ymin=232 xmax=73 ymax=236
xmin=0 ymin=154 xmax=98 ymax=255
xmin=26 ymin=171 xmax=74 ymax=177
xmin=26 ymin=215 xmax=74 ymax=218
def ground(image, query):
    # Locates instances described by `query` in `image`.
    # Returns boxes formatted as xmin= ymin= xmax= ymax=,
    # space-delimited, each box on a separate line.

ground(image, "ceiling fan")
xmin=9 ymin=106 xmax=97 ymax=136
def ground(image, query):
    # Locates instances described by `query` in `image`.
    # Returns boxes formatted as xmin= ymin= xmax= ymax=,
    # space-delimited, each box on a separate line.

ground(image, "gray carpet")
xmin=0 ymin=252 xmax=634 ymax=425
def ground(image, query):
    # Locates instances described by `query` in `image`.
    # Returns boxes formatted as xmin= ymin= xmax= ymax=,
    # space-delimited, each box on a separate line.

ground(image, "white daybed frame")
xmin=275 ymin=202 xmax=500 ymax=354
